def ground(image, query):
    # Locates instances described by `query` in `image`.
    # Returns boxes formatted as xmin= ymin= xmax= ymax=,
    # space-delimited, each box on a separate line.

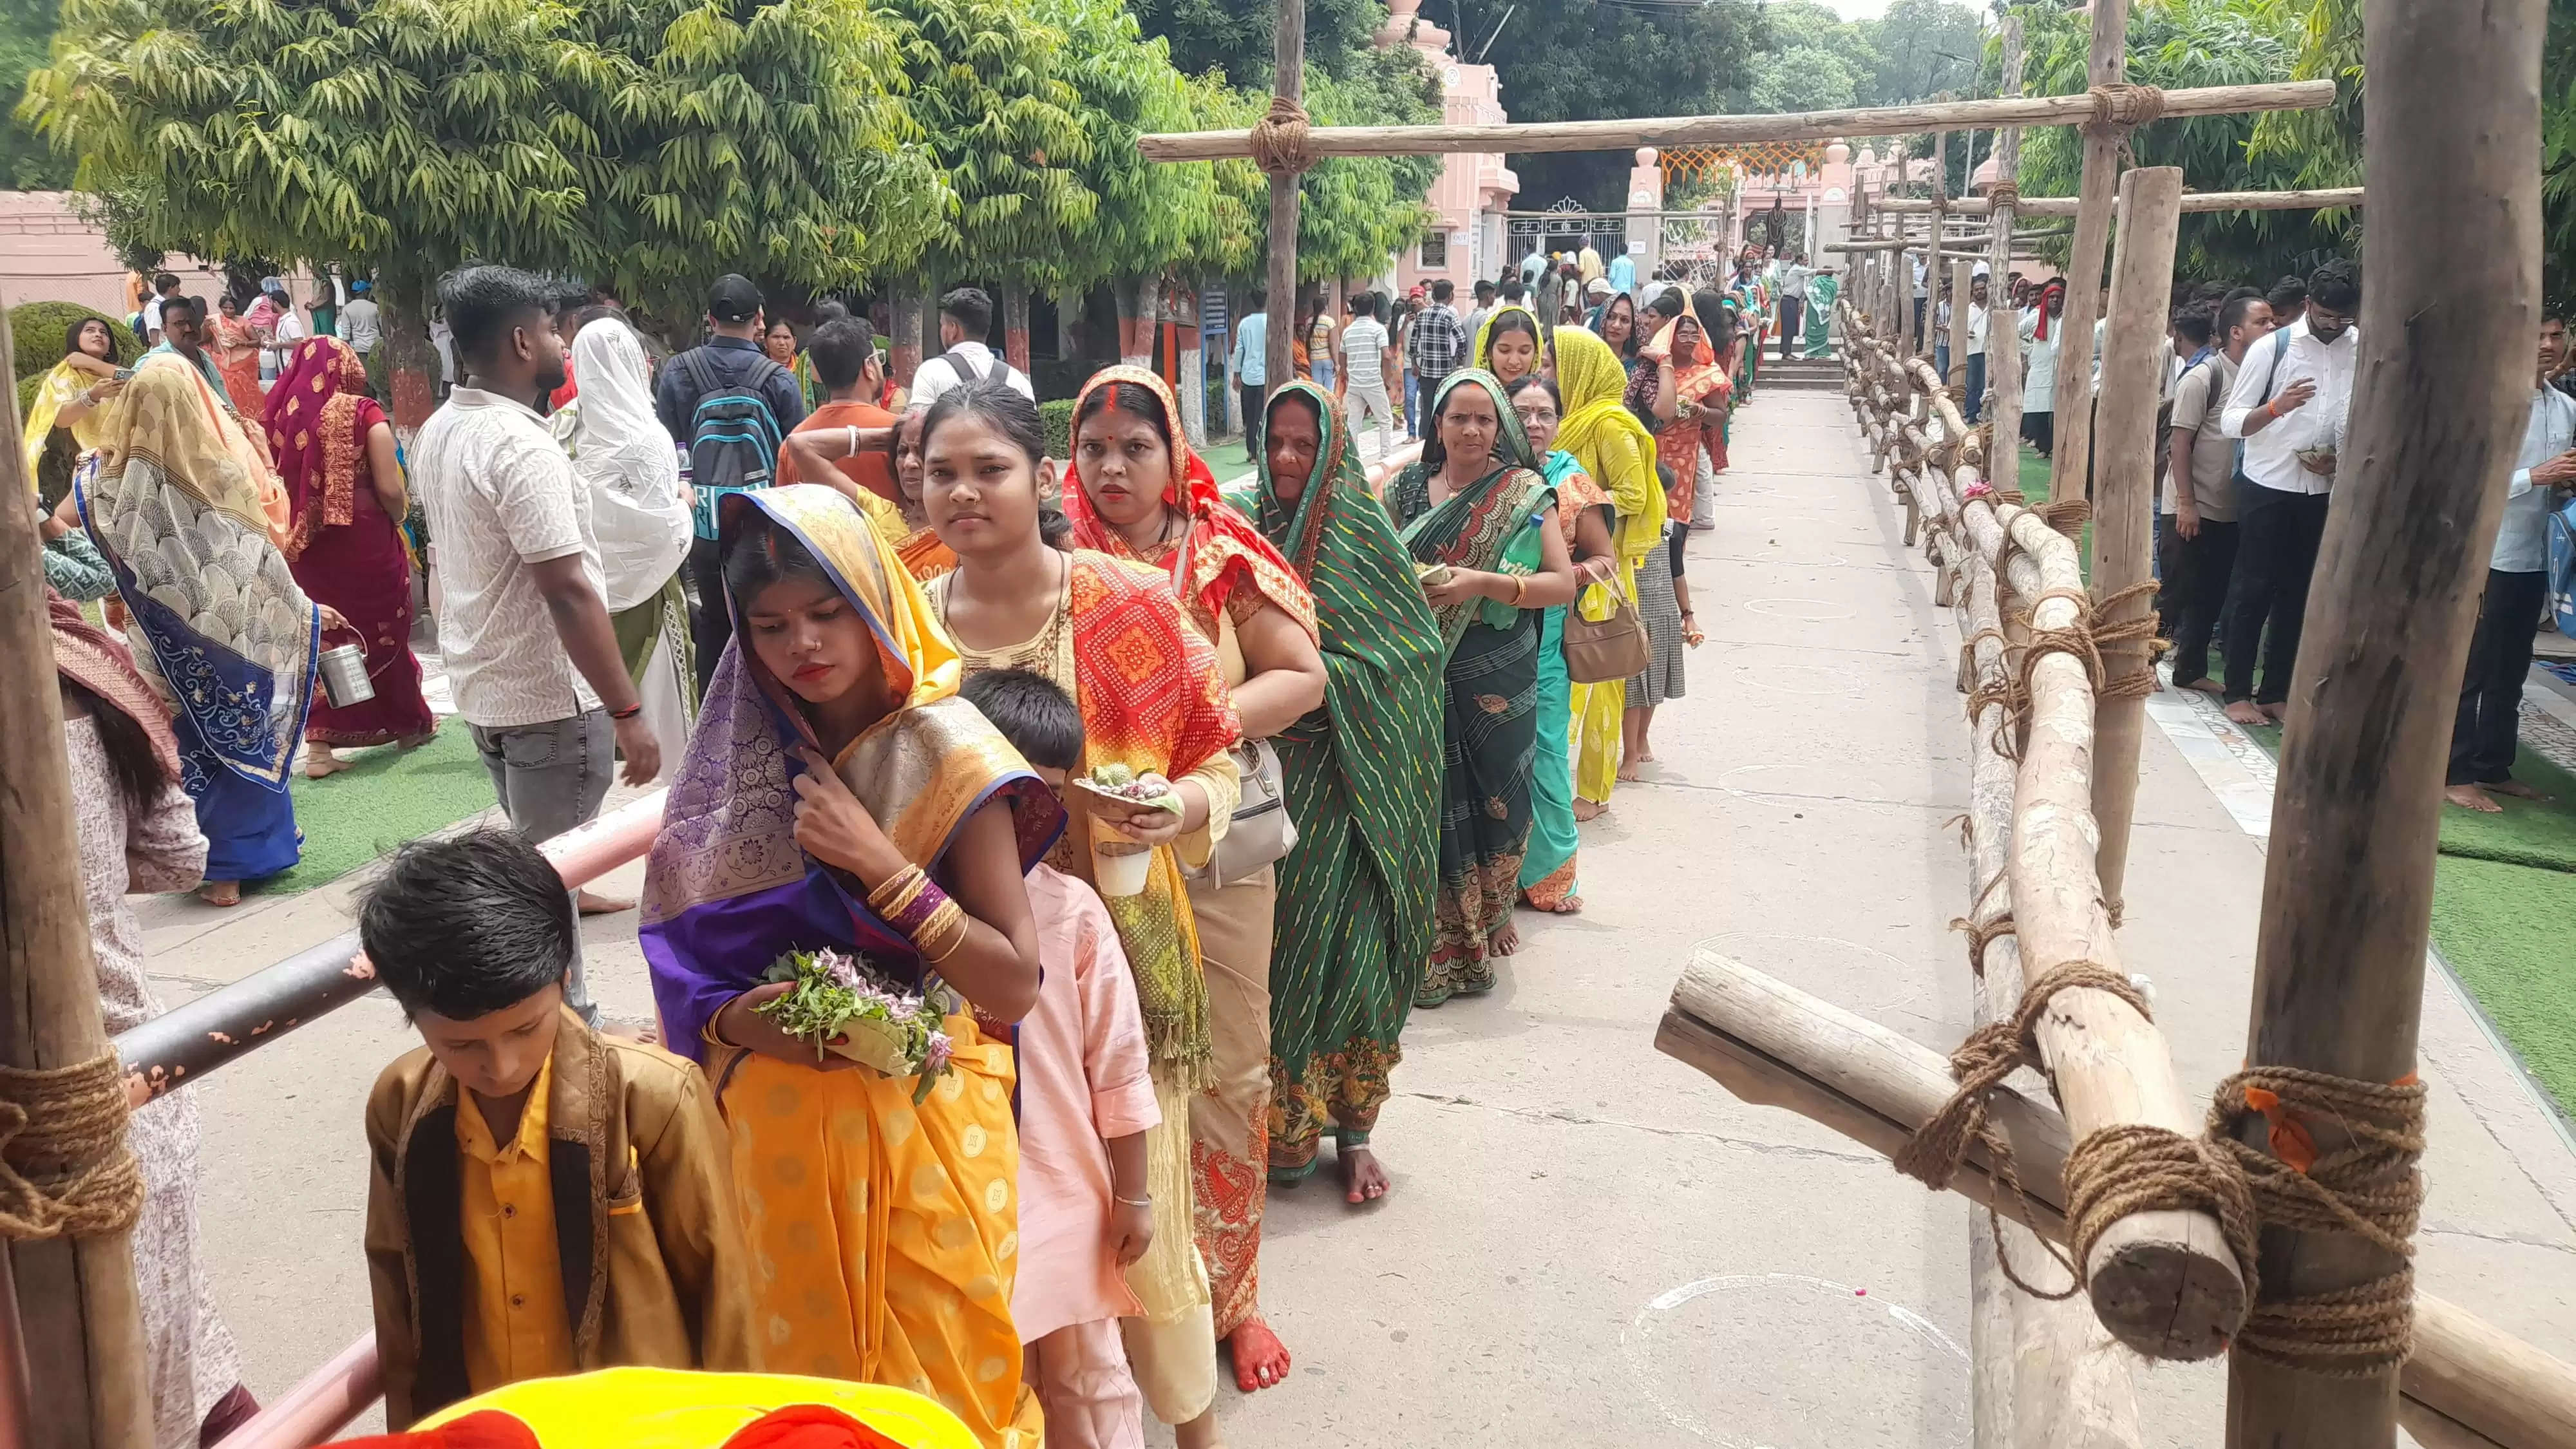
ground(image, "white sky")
xmin=1806 ymin=0 xmax=1899 ymax=16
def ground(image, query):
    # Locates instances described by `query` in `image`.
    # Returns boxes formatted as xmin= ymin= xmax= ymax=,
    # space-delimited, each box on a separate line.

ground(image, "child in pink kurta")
xmin=963 ymin=669 xmax=1161 ymax=1449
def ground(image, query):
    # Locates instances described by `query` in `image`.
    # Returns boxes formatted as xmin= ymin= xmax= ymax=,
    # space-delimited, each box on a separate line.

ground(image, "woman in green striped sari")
xmin=1384 ymin=370 xmax=1580 ymax=1004
xmin=1234 ymin=381 xmax=1445 ymax=1203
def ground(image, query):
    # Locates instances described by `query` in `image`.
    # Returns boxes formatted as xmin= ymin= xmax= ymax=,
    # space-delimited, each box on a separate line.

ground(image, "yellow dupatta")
xmin=1551 ymin=327 xmax=1668 ymax=805
xmin=21 ymin=357 xmax=122 ymax=490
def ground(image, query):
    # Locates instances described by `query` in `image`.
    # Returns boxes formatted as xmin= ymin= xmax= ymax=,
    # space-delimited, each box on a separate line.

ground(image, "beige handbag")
xmin=1193 ymin=739 xmax=1299 ymax=888
xmin=1562 ymin=582 xmax=1651 ymax=684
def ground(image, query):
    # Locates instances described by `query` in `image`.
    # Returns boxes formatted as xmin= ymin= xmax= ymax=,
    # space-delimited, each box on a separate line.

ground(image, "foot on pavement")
xmin=1226 ymin=1317 xmax=1292 ymax=1392
xmin=1340 ymin=1142 xmax=1392 ymax=1205
xmin=2443 ymin=783 xmax=2503 ymax=813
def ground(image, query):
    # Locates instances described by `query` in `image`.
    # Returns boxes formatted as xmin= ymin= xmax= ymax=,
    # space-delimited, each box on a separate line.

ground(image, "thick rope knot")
xmin=1248 ymin=96 xmax=1316 ymax=176
xmin=2206 ymin=1066 xmax=2426 ymax=1376
xmin=2090 ymin=580 xmax=2165 ymax=699
xmin=1985 ymin=180 xmax=2022 ymax=211
xmin=2063 ymin=1124 xmax=2260 ymax=1303
xmin=0 ymin=1054 xmax=143 ymax=1242
xmin=2087 ymin=82 xmax=2168 ymax=132
xmin=2037 ymin=497 xmax=2092 ymax=535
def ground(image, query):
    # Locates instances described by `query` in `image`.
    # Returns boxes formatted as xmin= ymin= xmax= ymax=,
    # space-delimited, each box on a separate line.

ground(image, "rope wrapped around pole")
xmin=2085 ymin=82 xmax=2168 ymax=133
xmin=0 ymin=1055 xmax=142 ymax=1241
xmin=1249 ymin=96 xmax=1316 ymax=176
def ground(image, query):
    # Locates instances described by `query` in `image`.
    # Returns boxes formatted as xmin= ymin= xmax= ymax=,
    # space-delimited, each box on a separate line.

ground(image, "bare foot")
xmin=2490 ymin=779 xmax=2553 ymax=802
xmin=1616 ymin=759 xmax=1644 ymax=782
xmin=2259 ymin=701 xmax=2289 ymax=724
xmin=1226 ymin=1317 xmax=1292 ymax=1392
xmin=2180 ymin=676 xmax=2222 ymax=694
xmin=2444 ymin=783 xmax=2503 ymax=813
xmin=1639 ymin=745 xmax=1658 ymax=763
xmin=1490 ymin=922 xmax=1521 ymax=956
xmin=1341 ymin=1142 xmax=1391 ymax=1204
xmin=577 ymin=889 xmax=634 ymax=916
xmin=1520 ymin=889 xmax=1582 ymax=914
xmin=304 ymin=752 xmax=350 ymax=780
xmin=197 ymin=880 xmax=242 ymax=907
xmin=397 ymin=732 xmax=437 ymax=750
xmin=2222 ymin=700 xmax=2268 ymax=726
xmin=1573 ymin=798 xmax=1606 ymax=822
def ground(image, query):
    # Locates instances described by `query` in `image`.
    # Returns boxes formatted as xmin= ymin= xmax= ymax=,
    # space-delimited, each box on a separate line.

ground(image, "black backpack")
xmin=682 ymin=350 xmax=788 ymax=539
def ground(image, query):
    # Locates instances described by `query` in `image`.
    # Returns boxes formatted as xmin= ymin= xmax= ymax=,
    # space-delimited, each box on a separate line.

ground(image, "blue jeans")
xmin=1312 ymin=359 xmax=1335 ymax=391
xmin=1405 ymin=373 xmax=1422 ymax=437
xmin=1964 ymin=353 xmax=1987 ymax=421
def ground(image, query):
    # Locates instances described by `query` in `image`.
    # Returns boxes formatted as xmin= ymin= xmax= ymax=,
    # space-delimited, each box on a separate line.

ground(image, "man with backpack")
xmin=908 ymin=287 xmax=1032 ymax=410
xmin=655 ymin=274 xmax=808 ymax=694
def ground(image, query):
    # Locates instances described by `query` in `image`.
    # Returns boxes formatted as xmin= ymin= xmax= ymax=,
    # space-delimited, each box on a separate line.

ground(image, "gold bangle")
xmin=922 ymin=907 xmax=971 ymax=965
xmin=1510 ymin=574 xmax=1528 ymax=606
xmin=868 ymin=864 xmax=927 ymax=915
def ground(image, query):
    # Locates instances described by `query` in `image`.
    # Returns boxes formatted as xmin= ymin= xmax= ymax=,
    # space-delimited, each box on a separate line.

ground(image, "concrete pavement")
xmin=153 ymin=387 xmax=2574 ymax=1445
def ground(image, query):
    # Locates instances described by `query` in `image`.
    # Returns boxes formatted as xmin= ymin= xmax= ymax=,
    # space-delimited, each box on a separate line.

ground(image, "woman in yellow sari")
xmin=22 ymin=316 xmax=128 ymax=489
xmin=640 ymin=485 xmax=1063 ymax=1449
xmin=1550 ymin=327 xmax=1666 ymax=818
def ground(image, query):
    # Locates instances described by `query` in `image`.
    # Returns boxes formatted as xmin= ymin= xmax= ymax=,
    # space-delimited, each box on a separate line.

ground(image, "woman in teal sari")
xmin=1232 ymin=381 xmax=1446 ymax=1202
xmin=1383 ymin=370 xmax=1580 ymax=1003
xmin=1804 ymin=270 xmax=1840 ymax=359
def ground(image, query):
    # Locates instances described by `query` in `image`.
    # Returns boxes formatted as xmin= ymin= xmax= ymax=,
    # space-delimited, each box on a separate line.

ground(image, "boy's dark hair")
xmin=1499 ymin=278 xmax=1528 ymax=304
xmin=960 ymin=668 xmax=1084 ymax=772
xmin=440 ymin=265 xmax=556 ymax=365
xmin=2170 ymin=301 xmax=2217 ymax=349
xmin=808 ymin=317 xmax=880 ymax=391
xmin=2266 ymin=274 xmax=2308 ymax=313
xmin=153 ymin=272 xmax=180 ymax=294
xmin=2219 ymin=292 xmax=2269 ymax=341
xmin=1473 ymin=279 xmax=1497 ymax=301
xmin=2307 ymin=258 xmax=2360 ymax=313
xmin=1430 ymin=279 xmax=1454 ymax=303
xmin=940 ymin=285 xmax=994 ymax=336
xmin=359 ymin=829 xmax=575 ymax=1021
xmin=2219 ymin=284 xmax=2265 ymax=309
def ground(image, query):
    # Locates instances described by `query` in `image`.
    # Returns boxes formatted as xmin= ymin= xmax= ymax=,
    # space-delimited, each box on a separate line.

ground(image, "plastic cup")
xmin=1092 ymin=840 xmax=1153 ymax=897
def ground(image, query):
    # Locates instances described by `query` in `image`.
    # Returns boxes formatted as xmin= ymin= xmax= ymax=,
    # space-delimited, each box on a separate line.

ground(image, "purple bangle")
xmin=887 ymin=876 xmax=951 ymax=941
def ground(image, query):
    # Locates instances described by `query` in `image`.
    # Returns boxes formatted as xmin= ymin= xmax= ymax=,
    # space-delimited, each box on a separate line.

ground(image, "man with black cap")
xmin=654 ymin=274 xmax=808 ymax=692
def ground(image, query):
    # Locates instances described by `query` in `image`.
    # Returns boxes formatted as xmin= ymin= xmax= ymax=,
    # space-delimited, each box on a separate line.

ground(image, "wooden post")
xmin=1001 ymin=283 xmax=1032 ymax=374
xmin=1985 ymin=17 xmax=2027 ymax=498
xmin=2045 ymin=0 xmax=2130 ymax=506
xmin=0 ymin=305 xmax=156 ymax=1449
xmin=2086 ymin=166 xmax=2182 ymax=919
xmin=1263 ymin=0 xmax=1305 ymax=394
xmin=2225 ymin=0 xmax=2543 ymax=1440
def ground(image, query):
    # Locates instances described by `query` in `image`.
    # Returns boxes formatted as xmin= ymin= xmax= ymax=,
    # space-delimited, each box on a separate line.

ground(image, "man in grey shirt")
xmin=2160 ymin=294 xmax=2272 ymax=692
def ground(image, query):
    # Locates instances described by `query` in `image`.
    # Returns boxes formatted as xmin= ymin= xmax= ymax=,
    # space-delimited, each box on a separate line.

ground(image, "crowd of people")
xmin=33 ymin=235 xmax=1801 ymax=1449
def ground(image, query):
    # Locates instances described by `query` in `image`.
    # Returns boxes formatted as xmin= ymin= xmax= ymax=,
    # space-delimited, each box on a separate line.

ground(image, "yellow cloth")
xmin=756 ymin=484 xmax=962 ymax=714
xmin=106 ymin=355 xmax=294 ymax=551
xmin=20 ymin=357 xmax=117 ymax=489
xmin=457 ymin=1056 xmax=576 ymax=1395
xmin=718 ymin=1030 xmax=1041 ymax=1449
xmin=415 ymin=1367 xmax=981 ymax=1449
xmin=1552 ymin=328 xmax=1667 ymax=803
xmin=1471 ymin=303 xmax=1546 ymax=381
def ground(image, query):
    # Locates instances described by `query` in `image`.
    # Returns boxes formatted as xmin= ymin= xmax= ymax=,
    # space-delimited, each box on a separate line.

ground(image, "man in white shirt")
xmin=412 ymin=265 xmax=661 ymax=1021
xmin=2447 ymin=312 xmax=2576 ymax=811
xmin=140 ymin=271 xmax=180 ymax=346
xmin=1335 ymin=290 xmax=1397 ymax=460
xmin=2161 ymin=295 xmax=2272 ymax=692
xmin=1229 ymin=289 xmax=1269 ymax=452
xmin=1777 ymin=252 xmax=1812 ymax=361
xmin=907 ymin=286 xmax=1033 ymax=409
xmin=1962 ymin=269 xmax=1990 ymax=421
xmin=2218 ymin=258 xmax=2360 ymax=724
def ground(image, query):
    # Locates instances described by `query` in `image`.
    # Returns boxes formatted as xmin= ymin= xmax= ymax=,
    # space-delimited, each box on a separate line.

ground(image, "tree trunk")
xmin=1175 ymin=286 xmax=1208 ymax=451
xmin=380 ymin=276 xmax=441 ymax=442
xmin=1001 ymin=284 xmax=1032 ymax=375
xmin=2224 ymin=0 xmax=2543 ymax=1441
xmin=890 ymin=281 xmax=926 ymax=389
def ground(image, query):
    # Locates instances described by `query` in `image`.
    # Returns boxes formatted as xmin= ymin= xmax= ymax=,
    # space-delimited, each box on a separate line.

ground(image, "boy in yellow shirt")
xmin=357 ymin=829 xmax=757 ymax=1426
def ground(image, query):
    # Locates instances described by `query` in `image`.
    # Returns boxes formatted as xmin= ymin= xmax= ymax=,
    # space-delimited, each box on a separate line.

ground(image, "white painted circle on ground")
xmin=1623 ymin=1272 xmax=1967 ymax=1446
xmin=1745 ymin=597 xmax=1858 ymax=622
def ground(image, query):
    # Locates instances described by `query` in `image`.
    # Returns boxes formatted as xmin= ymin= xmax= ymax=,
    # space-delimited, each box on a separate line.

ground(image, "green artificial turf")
xmin=251 ymin=725 xmax=497 ymax=896
xmin=2429 ymin=855 xmax=2576 ymax=1113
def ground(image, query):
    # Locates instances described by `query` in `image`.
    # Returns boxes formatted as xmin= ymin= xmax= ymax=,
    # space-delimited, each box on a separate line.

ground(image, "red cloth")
xmin=779 ymin=399 xmax=899 ymax=502
xmin=324 ymin=1410 xmax=540 ymax=1449
xmin=719 ymin=1404 xmax=913 ymax=1449
xmin=262 ymin=336 xmax=436 ymax=747
xmin=1059 ymin=365 xmax=1315 ymax=642
xmin=49 ymin=589 xmax=182 ymax=783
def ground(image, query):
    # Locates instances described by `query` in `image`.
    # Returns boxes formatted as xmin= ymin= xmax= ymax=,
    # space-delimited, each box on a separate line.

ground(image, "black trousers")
xmin=2221 ymin=484 xmax=2331 ymax=706
xmin=1779 ymin=296 xmax=1803 ymax=355
xmin=687 ymin=535 xmax=729 ymax=698
xmin=2155 ymin=515 xmax=2240 ymax=687
xmin=1240 ymin=381 xmax=1269 ymax=455
xmin=2448 ymin=568 xmax=2547 ymax=786
xmin=2021 ymin=410 xmax=2054 ymax=457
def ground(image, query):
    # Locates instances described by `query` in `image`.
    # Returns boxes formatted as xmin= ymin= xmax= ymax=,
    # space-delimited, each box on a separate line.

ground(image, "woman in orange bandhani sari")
xmin=891 ymin=409 xmax=958 ymax=583
xmin=920 ymin=380 xmax=1248 ymax=1449
xmin=1059 ymin=366 xmax=1322 ymax=1407
xmin=641 ymin=485 xmax=1063 ymax=1449
xmin=209 ymin=296 xmax=266 ymax=418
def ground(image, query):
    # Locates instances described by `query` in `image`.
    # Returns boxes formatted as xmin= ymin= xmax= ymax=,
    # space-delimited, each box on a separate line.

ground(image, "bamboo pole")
xmin=2224 ymin=0 xmax=2544 ymax=1440
xmin=1261 ymin=0 xmax=1304 ymax=392
xmin=1985 ymin=18 xmax=2028 ymax=499
xmin=1883 ymin=187 xmax=2365 ymax=217
xmin=2087 ymin=166 xmax=2184 ymax=919
xmin=1653 ymin=953 xmax=2576 ymax=1449
xmin=1137 ymin=80 xmax=2333 ymax=162
xmin=2044 ymin=0 xmax=2131 ymax=509
xmin=1827 ymin=234 xmax=1998 ymax=253
xmin=0 ymin=301 xmax=155 ymax=1449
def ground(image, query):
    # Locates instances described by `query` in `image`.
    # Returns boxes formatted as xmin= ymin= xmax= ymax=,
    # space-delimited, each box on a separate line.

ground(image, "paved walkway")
xmin=154 ymin=388 xmax=2575 ymax=1446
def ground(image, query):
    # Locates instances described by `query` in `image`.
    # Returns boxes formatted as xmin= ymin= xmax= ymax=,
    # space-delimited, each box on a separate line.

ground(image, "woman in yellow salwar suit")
xmin=641 ymin=484 xmax=1065 ymax=1449
xmin=1550 ymin=328 xmax=1667 ymax=817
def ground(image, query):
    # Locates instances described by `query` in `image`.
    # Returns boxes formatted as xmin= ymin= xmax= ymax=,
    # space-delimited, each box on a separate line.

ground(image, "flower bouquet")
xmin=753 ymin=948 xmax=955 ymax=1102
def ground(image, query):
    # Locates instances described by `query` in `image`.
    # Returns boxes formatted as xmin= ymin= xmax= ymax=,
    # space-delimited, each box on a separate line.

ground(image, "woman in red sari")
xmin=209 ymin=296 xmax=267 ymax=419
xmin=263 ymin=337 xmax=436 ymax=773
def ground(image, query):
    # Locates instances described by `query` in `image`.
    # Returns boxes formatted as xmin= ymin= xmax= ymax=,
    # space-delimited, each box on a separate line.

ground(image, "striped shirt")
xmin=1406 ymin=303 xmax=1467 ymax=383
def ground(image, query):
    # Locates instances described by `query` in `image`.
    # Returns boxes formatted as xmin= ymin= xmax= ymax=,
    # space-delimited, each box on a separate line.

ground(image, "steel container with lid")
xmin=317 ymin=642 xmax=375 ymax=708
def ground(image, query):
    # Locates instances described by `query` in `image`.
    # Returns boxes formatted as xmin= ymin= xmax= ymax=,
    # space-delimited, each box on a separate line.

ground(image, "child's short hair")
xmin=960 ymin=668 xmax=1084 ymax=772
xmin=358 ymin=828 xmax=576 ymax=1020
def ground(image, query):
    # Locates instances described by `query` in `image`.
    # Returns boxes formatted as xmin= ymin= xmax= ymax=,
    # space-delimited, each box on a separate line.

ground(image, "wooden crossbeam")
xmin=1135 ymin=81 xmax=2334 ymax=162
xmin=1875 ymin=187 xmax=2363 ymax=217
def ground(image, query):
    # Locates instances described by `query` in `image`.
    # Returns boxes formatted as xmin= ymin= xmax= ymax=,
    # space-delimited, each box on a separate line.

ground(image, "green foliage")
xmin=1750 ymin=44 xmax=1858 ymax=115
xmin=10 ymin=299 xmax=135 ymax=381
xmin=23 ymin=0 xmax=949 ymax=321
xmin=1480 ymin=0 xmax=1763 ymax=126
xmin=1038 ymin=397 xmax=1075 ymax=458
xmin=1037 ymin=0 xmax=1222 ymax=290
xmin=0 ymin=0 xmax=69 ymax=187
xmin=1130 ymin=0 xmax=1382 ymax=88
xmin=1733 ymin=0 xmax=1982 ymax=117
xmin=2011 ymin=0 xmax=2345 ymax=285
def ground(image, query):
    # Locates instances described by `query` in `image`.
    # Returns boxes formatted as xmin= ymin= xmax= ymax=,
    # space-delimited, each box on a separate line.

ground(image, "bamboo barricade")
xmin=1874 ymin=187 xmax=2364 ymax=217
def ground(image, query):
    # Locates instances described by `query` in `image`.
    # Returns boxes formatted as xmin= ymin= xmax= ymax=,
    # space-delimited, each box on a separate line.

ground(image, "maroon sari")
xmin=263 ymin=337 xmax=435 ymax=746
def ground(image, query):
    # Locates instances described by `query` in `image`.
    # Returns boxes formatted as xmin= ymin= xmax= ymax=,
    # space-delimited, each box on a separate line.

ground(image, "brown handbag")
xmin=1561 ymin=581 xmax=1651 ymax=684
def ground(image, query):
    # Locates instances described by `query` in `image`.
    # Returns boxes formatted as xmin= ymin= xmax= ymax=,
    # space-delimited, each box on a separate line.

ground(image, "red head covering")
xmin=2033 ymin=279 xmax=2067 ymax=341
xmin=261 ymin=335 xmax=385 ymax=560
xmin=50 ymin=589 xmax=182 ymax=783
xmin=1059 ymin=365 xmax=1316 ymax=642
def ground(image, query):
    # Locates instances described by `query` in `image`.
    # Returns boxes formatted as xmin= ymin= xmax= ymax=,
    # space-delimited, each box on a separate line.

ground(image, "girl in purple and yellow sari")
xmin=639 ymin=484 xmax=1062 ymax=1448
